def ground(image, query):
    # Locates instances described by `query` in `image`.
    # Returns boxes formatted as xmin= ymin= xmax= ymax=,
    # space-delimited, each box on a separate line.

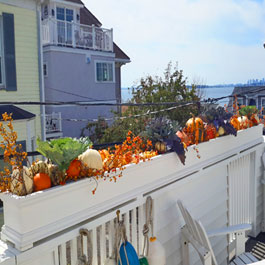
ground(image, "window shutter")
xmin=3 ymin=13 xmax=17 ymax=91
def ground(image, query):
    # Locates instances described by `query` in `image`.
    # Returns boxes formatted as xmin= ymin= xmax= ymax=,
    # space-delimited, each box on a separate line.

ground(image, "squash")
xmin=66 ymin=159 xmax=81 ymax=178
xmin=230 ymin=116 xmax=240 ymax=131
xmin=251 ymin=114 xmax=259 ymax=125
xmin=238 ymin=116 xmax=249 ymax=129
xmin=47 ymin=163 xmax=61 ymax=186
xmin=79 ymin=149 xmax=103 ymax=170
xmin=30 ymin=160 xmax=49 ymax=176
xmin=186 ymin=117 xmax=204 ymax=144
xmin=34 ymin=173 xmax=51 ymax=191
xmin=11 ymin=166 xmax=34 ymax=196
xmin=155 ymin=141 xmax=166 ymax=153
xmin=205 ymin=124 xmax=217 ymax=140
xmin=218 ymin=126 xmax=225 ymax=136
xmin=176 ymin=130 xmax=190 ymax=146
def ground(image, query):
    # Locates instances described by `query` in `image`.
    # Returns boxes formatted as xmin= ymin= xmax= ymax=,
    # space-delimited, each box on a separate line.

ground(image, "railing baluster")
xmin=59 ymin=243 xmax=67 ymax=265
xmin=70 ymin=237 xmax=78 ymax=265
xmin=131 ymin=208 xmax=137 ymax=249
xmin=92 ymin=228 xmax=98 ymax=265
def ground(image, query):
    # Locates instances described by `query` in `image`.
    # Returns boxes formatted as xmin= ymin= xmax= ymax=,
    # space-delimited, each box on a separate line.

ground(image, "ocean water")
xmin=121 ymin=86 xmax=234 ymax=106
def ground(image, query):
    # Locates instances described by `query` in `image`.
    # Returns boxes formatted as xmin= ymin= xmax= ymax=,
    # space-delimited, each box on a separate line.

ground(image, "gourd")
xmin=34 ymin=173 xmax=51 ymax=191
xmin=30 ymin=160 xmax=49 ymax=176
xmin=186 ymin=117 xmax=204 ymax=144
xmin=238 ymin=116 xmax=249 ymax=129
xmin=251 ymin=114 xmax=259 ymax=125
xmin=205 ymin=124 xmax=217 ymax=140
xmin=176 ymin=130 xmax=190 ymax=146
xmin=47 ymin=163 xmax=61 ymax=185
xmin=11 ymin=166 xmax=34 ymax=196
xmin=230 ymin=117 xmax=240 ymax=131
xmin=147 ymin=237 xmax=166 ymax=265
xmin=218 ymin=126 xmax=225 ymax=136
xmin=79 ymin=149 xmax=103 ymax=170
xmin=154 ymin=141 xmax=166 ymax=153
xmin=66 ymin=159 xmax=81 ymax=178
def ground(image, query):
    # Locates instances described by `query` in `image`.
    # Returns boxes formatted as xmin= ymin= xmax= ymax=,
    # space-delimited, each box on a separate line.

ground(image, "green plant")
xmin=36 ymin=137 xmax=92 ymax=172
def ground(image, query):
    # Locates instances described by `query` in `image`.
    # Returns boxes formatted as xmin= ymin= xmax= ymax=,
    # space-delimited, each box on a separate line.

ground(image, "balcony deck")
xmin=42 ymin=18 xmax=113 ymax=52
xmin=247 ymin=234 xmax=265 ymax=261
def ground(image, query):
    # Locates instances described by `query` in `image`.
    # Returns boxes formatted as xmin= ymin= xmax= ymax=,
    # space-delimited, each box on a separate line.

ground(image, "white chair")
xmin=177 ymin=200 xmax=259 ymax=265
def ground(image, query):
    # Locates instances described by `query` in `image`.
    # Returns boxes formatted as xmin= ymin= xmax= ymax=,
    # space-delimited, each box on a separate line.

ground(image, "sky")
xmin=84 ymin=0 xmax=265 ymax=87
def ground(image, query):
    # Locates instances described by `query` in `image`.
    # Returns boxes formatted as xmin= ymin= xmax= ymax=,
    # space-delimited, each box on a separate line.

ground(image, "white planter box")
xmin=0 ymin=125 xmax=264 ymax=251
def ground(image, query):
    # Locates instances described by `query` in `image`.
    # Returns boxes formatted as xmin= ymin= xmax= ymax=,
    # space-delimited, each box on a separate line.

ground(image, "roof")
xmin=114 ymin=43 xmax=130 ymax=62
xmin=64 ymin=0 xmax=83 ymax=5
xmin=0 ymin=105 xmax=35 ymax=120
xmin=231 ymin=86 xmax=265 ymax=97
xmin=80 ymin=7 xmax=102 ymax=27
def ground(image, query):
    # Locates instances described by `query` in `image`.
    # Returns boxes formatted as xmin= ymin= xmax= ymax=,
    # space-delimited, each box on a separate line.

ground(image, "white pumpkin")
xmin=218 ymin=126 xmax=225 ymax=136
xmin=79 ymin=149 xmax=103 ymax=170
xmin=238 ymin=116 xmax=249 ymax=127
xmin=147 ymin=237 xmax=166 ymax=265
xmin=10 ymin=166 xmax=33 ymax=196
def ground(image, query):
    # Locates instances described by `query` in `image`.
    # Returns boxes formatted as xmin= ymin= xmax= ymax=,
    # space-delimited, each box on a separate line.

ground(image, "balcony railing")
xmin=42 ymin=18 xmax=113 ymax=52
xmin=45 ymin=112 xmax=62 ymax=134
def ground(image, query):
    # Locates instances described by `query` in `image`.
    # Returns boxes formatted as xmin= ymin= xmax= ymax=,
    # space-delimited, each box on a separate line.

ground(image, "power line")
xmin=46 ymin=86 xmax=117 ymax=102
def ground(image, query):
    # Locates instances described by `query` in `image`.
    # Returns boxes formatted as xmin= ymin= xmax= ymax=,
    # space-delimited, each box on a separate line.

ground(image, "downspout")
xmin=36 ymin=0 xmax=46 ymax=141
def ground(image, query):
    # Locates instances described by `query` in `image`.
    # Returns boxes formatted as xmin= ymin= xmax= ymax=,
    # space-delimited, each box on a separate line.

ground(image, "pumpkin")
xmin=34 ymin=173 xmax=51 ymax=191
xmin=186 ymin=117 xmax=204 ymax=144
xmin=11 ymin=166 xmax=34 ymax=196
xmin=66 ymin=159 xmax=81 ymax=178
xmin=230 ymin=117 xmax=240 ymax=131
xmin=155 ymin=141 xmax=166 ymax=153
xmin=205 ymin=124 xmax=217 ymax=140
xmin=238 ymin=116 xmax=249 ymax=129
xmin=79 ymin=149 xmax=103 ymax=170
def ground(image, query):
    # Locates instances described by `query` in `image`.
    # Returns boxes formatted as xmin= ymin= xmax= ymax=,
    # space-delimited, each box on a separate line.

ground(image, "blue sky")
xmin=84 ymin=0 xmax=265 ymax=87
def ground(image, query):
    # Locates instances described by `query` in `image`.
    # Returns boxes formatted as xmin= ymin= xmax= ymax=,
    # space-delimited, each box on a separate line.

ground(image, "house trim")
xmin=94 ymin=60 xmax=115 ymax=84
xmin=43 ymin=45 xmax=115 ymax=58
xmin=260 ymin=97 xmax=265 ymax=114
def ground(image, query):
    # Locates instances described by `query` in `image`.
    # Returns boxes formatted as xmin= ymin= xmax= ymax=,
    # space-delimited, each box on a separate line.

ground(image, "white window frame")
xmin=0 ymin=16 xmax=5 ymax=89
xmin=43 ymin=62 xmax=48 ymax=77
xmin=261 ymin=97 xmax=265 ymax=115
xmin=94 ymin=61 xmax=115 ymax=83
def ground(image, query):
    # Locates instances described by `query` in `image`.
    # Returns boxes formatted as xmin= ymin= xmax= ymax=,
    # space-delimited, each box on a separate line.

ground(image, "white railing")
xmin=0 ymin=125 xmax=264 ymax=265
xmin=41 ymin=18 xmax=113 ymax=52
xmin=45 ymin=112 xmax=62 ymax=134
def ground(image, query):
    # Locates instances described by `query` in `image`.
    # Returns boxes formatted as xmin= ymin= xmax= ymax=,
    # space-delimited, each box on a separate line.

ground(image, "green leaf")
xmin=36 ymin=137 xmax=92 ymax=171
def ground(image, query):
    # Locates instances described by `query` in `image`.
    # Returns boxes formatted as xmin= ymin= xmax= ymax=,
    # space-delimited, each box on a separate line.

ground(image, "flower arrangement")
xmin=0 ymin=113 xmax=157 ymax=196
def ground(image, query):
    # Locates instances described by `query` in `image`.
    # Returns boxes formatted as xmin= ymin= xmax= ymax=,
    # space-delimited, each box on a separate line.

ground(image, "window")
xmin=0 ymin=17 xmax=4 ymax=88
xmin=96 ymin=62 xmax=114 ymax=82
xmin=261 ymin=98 xmax=265 ymax=115
xmin=43 ymin=63 xmax=48 ymax=77
xmin=56 ymin=7 xmax=73 ymax=44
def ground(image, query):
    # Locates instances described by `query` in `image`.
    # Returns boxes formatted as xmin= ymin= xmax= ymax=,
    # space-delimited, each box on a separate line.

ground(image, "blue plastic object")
xmin=119 ymin=241 xmax=140 ymax=265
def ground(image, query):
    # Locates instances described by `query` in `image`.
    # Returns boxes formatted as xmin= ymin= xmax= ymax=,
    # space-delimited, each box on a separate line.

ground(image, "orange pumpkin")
xmin=34 ymin=173 xmax=51 ymax=191
xmin=186 ymin=117 xmax=204 ymax=144
xmin=66 ymin=159 xmax=81 ymax=178
xmin=230 ymin=116 xmax=240 ymax=131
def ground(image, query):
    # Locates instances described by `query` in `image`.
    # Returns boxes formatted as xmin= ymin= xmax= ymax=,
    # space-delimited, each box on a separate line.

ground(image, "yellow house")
xmin=0 ymin=0 xmax=45 ymax=155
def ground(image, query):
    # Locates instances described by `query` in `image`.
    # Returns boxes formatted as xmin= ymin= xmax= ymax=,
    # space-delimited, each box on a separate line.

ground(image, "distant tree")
xmin=82 ymin=62 xmax=201 ymax=144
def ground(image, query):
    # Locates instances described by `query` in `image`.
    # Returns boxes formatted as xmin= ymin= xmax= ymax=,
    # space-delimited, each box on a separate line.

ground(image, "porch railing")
xmin=42 ymin=18 xmax=113 ymax=52
xmin=0 ymin=126 xmax=264 ymax=264
xmin=45 ymin=112 xmax=62 ymax=134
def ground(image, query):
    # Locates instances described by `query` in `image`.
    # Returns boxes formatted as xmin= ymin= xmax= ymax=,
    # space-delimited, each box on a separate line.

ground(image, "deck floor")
xmin=246 ymin=233 xmax=265 ymax=260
